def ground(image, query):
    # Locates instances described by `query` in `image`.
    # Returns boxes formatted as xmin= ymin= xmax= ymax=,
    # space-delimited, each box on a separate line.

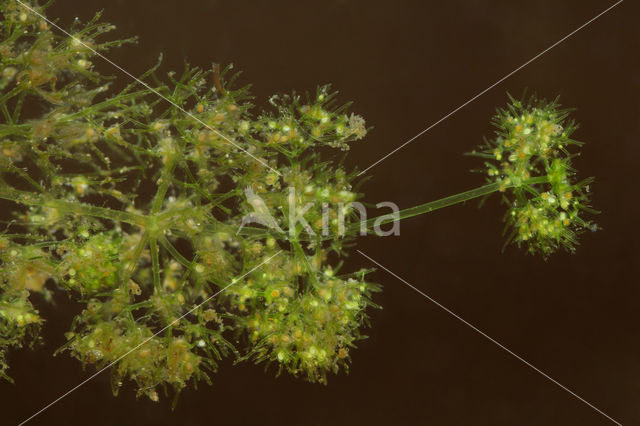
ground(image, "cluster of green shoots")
xmin=470 ymin=96 xmax=597 ymax=256
xmin=0 ymin=0 xmax=596 ymax=404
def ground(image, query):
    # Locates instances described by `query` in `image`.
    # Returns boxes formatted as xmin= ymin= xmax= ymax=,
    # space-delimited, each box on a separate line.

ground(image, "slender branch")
xmin=159 ymin=236 xmax=193 ymax=269
xmin=0 ymin=187 xmax=146 ymax=226
xmin=123 ymin=231 xmax=149 ymax=284
xmin=217 ymin=177 xmax=550 ymax=242
xmin=149 ymin=237 xmax=162 ymax=292
xmin=151 ymin=147 xmax=179 ymax=214
xmin=357 ymin=176 xmax=549 ymax=231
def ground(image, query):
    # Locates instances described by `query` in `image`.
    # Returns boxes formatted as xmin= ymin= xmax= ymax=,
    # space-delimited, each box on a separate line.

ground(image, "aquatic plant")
xmin=0 ymin=0 xmax=596 ymax=404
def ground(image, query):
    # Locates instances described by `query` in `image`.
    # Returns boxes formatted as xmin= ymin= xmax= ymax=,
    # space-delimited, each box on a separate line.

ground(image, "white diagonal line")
xmin=357 ymin=250 xmax=623 ymax=426
xmin=357 ymin=0 xmax=623 ymax=176
xmin=15 ymin=0 xmax=280 ymax=176
xmin=18 ymin=250 xmax=283 ymax=426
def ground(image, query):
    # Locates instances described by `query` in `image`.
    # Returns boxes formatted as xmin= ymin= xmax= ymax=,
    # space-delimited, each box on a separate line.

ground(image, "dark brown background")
xmin=2 ymin=0 xmax=639 ymax=425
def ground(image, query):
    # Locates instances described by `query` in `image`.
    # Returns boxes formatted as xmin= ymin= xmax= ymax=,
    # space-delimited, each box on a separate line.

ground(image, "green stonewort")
xmin=0 ymin=0 xmax=596 ymax=403
xmin=469 ymin=95 xmax=597 ymax=256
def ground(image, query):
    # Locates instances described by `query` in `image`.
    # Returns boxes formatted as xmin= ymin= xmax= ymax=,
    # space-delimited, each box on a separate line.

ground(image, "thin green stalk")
xmin=149 ymin=237 xmax=162 ymax=292
xmin=151 ymin=163 xmax=177 ymax=214
xmin=0 ymin=187 xmax=146 ymax=226
xmin=356 ymin=176 xmax=549 ymax=232
xmin=123 ymin=231 xmax=149 ymax=283
xmin=195 ymin=177 xmax=550 ymax=241
xmin=159 ymin=236 xmax=193 ymax=270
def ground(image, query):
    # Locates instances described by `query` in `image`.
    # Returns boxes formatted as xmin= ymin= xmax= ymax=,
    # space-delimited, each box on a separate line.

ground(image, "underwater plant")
xmin=0 ymin=0 xmax=597 ymax=407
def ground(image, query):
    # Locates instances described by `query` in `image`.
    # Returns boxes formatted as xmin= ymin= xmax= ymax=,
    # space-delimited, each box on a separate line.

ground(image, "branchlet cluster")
xmin=472 ymin=96 xmax=597 ymax=256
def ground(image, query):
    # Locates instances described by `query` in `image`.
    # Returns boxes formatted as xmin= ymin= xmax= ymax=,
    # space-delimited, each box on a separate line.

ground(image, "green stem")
xmin=357 ymin=176 xmax=548 ymax=231
xmin=151 ymin=161 xmax=177 ymax=214
xmin=159 ymin=236 xmax=193 ymax=270
xmin=0 ymin=187 xmax=146 ymax=226
xmin=219 ymin=178 xmax=550 ymax=241
xmin=149 ymin=237 xmax=162 ymax=292
xmin=123 ymin=231 xmax=149 ymax=283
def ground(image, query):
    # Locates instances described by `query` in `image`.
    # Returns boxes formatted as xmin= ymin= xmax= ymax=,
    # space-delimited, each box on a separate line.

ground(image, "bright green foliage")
xmin=0 ymin=238 xmax=46 ymax=383
xmin=237 ymin=260 xmax=378 ymax=382
xmin=0 ymin=0 xmax=377 ymax=400
xmin=0 ymin=0 xmax=598 ymax=406
xmin=472 ymin=96 xmax=597 ymax=256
